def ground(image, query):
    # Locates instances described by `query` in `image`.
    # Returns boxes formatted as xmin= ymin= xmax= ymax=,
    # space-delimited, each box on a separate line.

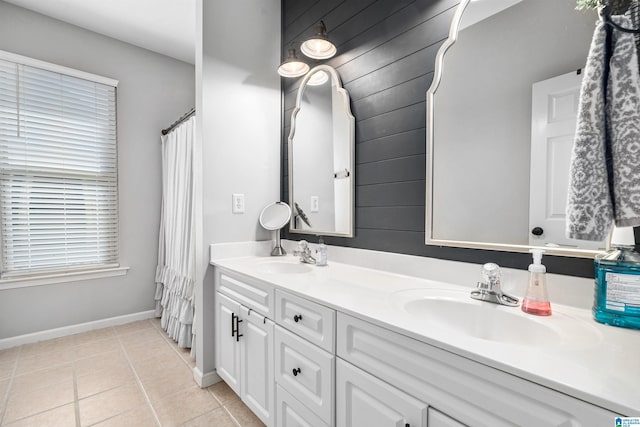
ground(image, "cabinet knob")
xmin=293 ymin=314 xmax=303 ymax=323
xmin=292 ymin=367 xmax=301 ymax=376
xmin=405 ymin=424 xmax=410 ymax=427
xmin=531 ymin=226 xmax=544 ymax=236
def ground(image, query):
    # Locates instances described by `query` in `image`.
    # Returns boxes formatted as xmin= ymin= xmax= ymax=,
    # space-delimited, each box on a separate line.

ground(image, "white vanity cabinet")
xmin=428 ymin=408 xmax=466 ymax=427
xmin=275 ymin=289 xmax=336 ymax=427
xmin=211 ymin=257 xmax=629 ymax=427
xmin=215 ymin=270 xmax=276 ymax=427
xmin=337 ymin=312 xmax=619 ymax=427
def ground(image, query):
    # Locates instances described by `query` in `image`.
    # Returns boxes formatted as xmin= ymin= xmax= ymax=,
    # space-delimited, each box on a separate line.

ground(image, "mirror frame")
xmin=288 ymin=64 xmax=355 ymax=238
xmin=425 ymin=0 xmax=607 ymax=258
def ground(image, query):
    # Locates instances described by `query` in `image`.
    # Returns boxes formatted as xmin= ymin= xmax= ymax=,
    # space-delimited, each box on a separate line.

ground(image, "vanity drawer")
xmin=428 ymin=408 xmax=466 ymax=427
xmin=277 ymin=384 xmax=330 ymax=427
xmin=337 ymin=312 xmax=619 ymax=427
xmin=276 ymin=289 xmax=335 ymax=353
xmin=275 ymin=325 xmax=334 ymax=425
xmin=216 ymin=268 xmax=274 ymax=318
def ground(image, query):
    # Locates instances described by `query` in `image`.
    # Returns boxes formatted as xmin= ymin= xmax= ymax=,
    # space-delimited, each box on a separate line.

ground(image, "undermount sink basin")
xmin=391 ymin=288 xmax=597 ymax=347
xmin=256 ymin=259 xmax=312 ymax=275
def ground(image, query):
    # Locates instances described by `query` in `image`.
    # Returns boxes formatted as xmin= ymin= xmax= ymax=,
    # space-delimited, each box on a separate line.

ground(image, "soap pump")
xmin=521 ymin=249 xmax=552 ymax=316
xmin=315 ymin=237 xmax=328 ymax=267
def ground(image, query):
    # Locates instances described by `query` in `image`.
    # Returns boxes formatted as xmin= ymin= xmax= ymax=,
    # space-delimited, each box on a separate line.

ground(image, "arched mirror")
xmin=288 ymin=65 xmax=355 ymax=237
xmin=426 ymin=0 xmax=605 ymax=257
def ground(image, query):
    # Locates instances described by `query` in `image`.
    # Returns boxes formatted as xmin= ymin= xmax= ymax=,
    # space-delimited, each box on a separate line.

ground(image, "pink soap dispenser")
xmin=521 ymin=249 xmax=552 ymax=316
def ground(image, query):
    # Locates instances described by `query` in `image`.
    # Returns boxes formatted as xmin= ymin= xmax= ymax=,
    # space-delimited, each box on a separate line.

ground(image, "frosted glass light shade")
xmin=300 ymin=37 xmax=337 ymax=60
xmin=300 ymin=21 xmax=337 ymax=60
xmin=277 ymin=48 xmax=310 ymax=78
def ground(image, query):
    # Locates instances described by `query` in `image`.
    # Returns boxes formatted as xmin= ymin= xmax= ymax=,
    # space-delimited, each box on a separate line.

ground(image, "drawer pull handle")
xmin=292 ymin=368 xmax=301 ymax=376
xmin=293 ymin=314 xmax=303 ymax=323
xmin=235 ymin=318 xmax=243 ymax=342
xmin=231 ymin=313 xmax=236 ymax=337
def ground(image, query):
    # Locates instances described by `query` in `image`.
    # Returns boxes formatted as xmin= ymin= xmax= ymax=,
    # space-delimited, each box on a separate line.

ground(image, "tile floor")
xmin=0 ymin=318 xmax=265 ymax=427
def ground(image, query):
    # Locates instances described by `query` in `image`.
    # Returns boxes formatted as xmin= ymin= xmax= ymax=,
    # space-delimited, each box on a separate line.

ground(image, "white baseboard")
xmin=193 ymin=366 xmax=221 ymax=388
xmin=0 ymin=310 xmax=156 ymax=350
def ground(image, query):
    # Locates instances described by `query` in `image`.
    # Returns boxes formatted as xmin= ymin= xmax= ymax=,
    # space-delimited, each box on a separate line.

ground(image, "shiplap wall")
xmin=281 ymin=0 xmax=597 ymax=277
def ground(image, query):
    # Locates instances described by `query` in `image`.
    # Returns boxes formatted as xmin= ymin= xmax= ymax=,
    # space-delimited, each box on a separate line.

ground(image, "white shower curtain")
xmin=155 ymin=115 xmax=196 ymax=349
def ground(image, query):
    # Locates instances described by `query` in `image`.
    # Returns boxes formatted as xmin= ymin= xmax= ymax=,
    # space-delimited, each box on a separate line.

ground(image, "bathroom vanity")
xmin=211 ymin=249 xmax=638 ymax=427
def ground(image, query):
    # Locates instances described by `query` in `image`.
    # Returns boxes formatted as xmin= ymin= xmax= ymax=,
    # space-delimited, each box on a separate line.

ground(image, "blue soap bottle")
xmin=593 ymin=226 xmax=640 ymax=330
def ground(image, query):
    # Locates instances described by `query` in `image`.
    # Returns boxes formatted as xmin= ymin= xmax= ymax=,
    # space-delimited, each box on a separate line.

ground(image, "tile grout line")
xmin=114 ymin=326 xmax=162 ymax=427
xmin=149 ymin=318 xmax=195 ymax=370
xmin=206 ymin=388 xmax=243 ymax=427
xmin=0 ymin=346 xmax=22 ymax=426
xmin=71 ymin=341 xmax=81 ymax=427
xmin=152 ymin=317 xmax=245 ymax=427
xmin=221 ymin=405 xmax=243 ymax=427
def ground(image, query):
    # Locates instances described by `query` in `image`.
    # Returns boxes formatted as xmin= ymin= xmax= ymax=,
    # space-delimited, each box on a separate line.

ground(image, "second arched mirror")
xmin=425 ymin=0 xmax=604 ymax=257
xmin=288 ymin=65 xmax=355 ymax=237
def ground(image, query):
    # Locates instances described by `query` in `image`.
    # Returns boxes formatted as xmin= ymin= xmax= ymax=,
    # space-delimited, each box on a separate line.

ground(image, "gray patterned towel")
xmin=566 ymin=16 xmax=640 ymax=241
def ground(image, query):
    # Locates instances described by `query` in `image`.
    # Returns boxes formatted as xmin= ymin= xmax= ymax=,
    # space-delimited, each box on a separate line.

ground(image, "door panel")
xmin=241 ymin=306 xmax=275 ymax=427
xmin=215 ymin=292 xmax=241 ymax=394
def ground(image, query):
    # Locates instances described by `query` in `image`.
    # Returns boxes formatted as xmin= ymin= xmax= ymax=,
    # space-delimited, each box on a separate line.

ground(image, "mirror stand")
xmin=259 ymin=202 xmax=292 ymax=257
xmin=271 ymin=229 xmax=286 ymax=256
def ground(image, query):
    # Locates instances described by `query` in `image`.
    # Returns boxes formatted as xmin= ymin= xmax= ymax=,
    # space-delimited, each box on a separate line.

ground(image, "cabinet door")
xmin=336 ymin=358 xmax=428 ymax=427
xmin=240 ymin=306 xmax=275 ymax=427
xmin=215 ymin=291 xmax=241 ymax=395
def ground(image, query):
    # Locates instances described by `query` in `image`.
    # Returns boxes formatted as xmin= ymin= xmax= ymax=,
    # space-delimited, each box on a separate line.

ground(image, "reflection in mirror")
xmin=426 ymin=0 xmax=605 ymax=257
xmin=288 ymin=65 xmax=355 ymax=237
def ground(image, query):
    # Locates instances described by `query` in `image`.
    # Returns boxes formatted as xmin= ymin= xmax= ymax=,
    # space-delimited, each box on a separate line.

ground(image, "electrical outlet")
xmin=232 ymin=193 xmax=245 ymax=214
xmin=310 ymin=196 xmax=319 ymax=213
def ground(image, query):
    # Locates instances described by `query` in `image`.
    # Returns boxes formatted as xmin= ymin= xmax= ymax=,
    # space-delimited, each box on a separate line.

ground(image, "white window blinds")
xmin=0 ymin=54 xmax=119 ymax=278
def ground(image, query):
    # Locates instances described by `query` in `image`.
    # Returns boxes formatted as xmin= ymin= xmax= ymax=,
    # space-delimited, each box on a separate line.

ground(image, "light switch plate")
xmin=232 ymin=193 xmax=245 ymax=214
xmin=310 ymin=196 xmax=319 ymax=213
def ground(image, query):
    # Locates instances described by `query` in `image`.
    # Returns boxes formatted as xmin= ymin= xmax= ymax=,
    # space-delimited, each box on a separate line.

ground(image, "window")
xmin=0 ymin=51 xmax=119 ymax=280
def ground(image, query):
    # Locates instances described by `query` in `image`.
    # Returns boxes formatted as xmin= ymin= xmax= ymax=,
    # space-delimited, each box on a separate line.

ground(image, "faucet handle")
xmin=480 ymin=263 xmax=501 ymax=291
xmin=298 ymin=240 xmax=309 ymax=250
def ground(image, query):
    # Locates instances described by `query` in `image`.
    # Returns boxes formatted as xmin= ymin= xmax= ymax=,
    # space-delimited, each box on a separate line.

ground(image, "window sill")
xmin=0 ymin=266 xmax=130 ymax=290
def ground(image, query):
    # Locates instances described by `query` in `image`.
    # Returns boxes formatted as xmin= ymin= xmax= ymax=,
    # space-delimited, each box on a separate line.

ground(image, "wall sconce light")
xmin=277 ymin=48 xmax=310 ymax=78
xmin=300 ymin=20 xmax=337 ymax=60
xmin=278 ymin=20 xmax=337 ymax=78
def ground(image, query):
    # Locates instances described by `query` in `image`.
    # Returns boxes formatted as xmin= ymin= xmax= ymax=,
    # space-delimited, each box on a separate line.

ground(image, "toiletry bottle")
xmin=521 ymin=249 xmax=552 ymax=316
xmin=316 ymin=237 xmax=328 ymax=266
xmin=593 ymin=226 xmax=640 ymax=330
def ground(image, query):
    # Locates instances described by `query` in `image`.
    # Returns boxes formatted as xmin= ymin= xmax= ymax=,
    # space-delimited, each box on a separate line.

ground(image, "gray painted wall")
xmin=195 ymin=0 xmax=281 ymax=377
xmin=0 ymin=1 xmax=195 ymax=340
xmin=281 ymin=0 xmax=602 ymax=277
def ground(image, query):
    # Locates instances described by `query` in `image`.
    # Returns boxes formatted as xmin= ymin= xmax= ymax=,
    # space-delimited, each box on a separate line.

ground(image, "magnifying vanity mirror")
xmin=426 ymin=0 xmax=605 ymax=257
xmin=259 ymin=202 xmax=291 ymax=256
xmin=288 ymin=65 xmax=355 ymax=237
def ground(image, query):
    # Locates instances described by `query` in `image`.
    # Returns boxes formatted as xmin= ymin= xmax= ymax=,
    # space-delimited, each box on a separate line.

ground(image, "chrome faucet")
xmin=470 ymin=263 xmax=519 ymax=307
xmin=293 ymin=240 xmax=316 ymax=264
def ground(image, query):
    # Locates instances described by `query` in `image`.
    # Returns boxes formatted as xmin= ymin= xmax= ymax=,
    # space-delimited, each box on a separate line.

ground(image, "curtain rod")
xmin=161 ymin=107 xmax=196 ymax=136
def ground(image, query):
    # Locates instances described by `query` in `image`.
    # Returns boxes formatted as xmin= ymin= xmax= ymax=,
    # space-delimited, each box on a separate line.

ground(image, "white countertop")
xmin=211 ymin=251 xmax=640 ymax=415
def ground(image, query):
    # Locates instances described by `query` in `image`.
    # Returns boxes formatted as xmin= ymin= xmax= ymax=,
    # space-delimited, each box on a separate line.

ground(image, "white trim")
xmin=0 ymin=266 xmax=130 ymax=290
xmin=0 ymin=49 xmax=119 ymax=87
xmin=193 ymin=366 xmax=221 ymax=388
xmin=0 ymin=309 xmax=155 ymax=350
